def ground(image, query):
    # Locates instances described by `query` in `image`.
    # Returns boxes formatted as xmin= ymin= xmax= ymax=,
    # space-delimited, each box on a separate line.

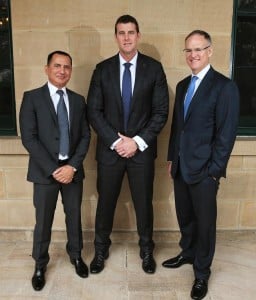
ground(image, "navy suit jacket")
xmin=87 ymin=52 xmax=169 ymax=165
xmin=168 ymin=67 xmax=239 ymax=184
xmin=19 ymin=84 xmax=91 ymax=184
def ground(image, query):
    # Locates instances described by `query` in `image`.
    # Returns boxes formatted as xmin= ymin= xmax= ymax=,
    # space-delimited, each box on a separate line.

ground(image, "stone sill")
xmin=231 ymin=139 xmax=256 ymax=155
xmin=0 ymin=137 xmax=255 ymax=155
xmin=0 ymin=136 xmax=27 ymax=155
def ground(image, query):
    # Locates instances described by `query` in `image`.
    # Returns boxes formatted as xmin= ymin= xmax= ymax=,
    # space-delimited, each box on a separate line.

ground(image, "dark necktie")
xmin=56 ymin=90 xmax=69 ymax=156
xmin=122 ymin=62 xmax=132 ymax=131
xmin=184 ymin=75 xmax=198 ymax=119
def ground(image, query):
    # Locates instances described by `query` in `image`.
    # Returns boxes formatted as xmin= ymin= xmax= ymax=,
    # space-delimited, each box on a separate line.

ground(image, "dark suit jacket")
xmin=19 ymin=84 xmax=91 ymax=184
xmin=168 ymin=67 xmax=239 ymax=184
xmin=87 ymin=52 xmax=169 ymax=165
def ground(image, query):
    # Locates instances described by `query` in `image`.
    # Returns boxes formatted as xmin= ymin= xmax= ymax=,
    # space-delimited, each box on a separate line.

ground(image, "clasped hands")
xmin=115 ymin=133 xmax=138 ymax=158
xmin=52 ymin=165 xmax=75 ymax=184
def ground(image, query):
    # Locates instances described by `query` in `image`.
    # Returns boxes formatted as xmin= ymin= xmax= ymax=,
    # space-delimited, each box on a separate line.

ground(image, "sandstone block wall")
xmin=0 ymin=0 xmax=255 ymax=240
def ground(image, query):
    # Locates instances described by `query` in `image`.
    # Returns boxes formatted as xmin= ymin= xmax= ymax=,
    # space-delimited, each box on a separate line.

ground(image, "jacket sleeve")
xmin=208 ymin=80 xmax=240 ymax=178
xmin=87 ymin=65 xmax=120 ymax=147
xmin=136 ymin=63 xmax=169 ymax=145
xmin=19 ymin=91 xmax=58 ymax=177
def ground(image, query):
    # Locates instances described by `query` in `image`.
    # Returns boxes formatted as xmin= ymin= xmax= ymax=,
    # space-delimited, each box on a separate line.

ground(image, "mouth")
xmin=190 ymin=58 xmax=200 ymax=63
xmin=56 ymin=75 xmax=66 ymax=79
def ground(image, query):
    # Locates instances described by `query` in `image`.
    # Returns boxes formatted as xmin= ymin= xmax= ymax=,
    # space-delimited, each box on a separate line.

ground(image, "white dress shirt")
xmin=110 ymin=53 xmax=148 ymax=152
xmin=191 ymin=64 xmax=211 ymax=95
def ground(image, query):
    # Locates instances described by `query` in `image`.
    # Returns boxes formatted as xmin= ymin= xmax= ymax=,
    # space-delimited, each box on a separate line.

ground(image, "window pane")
xmin=0 ymin=0 xmax=16 ymax=135
xmin=238 ymin=0 xmax=256 ymax=10
xmin=233 ymin=10 xmax=256 ymax=135
xmin=0 ymin=0 xmax=8 ymax=12
xmin=234 ymin=67 xmax=256 ymax=130
xmin=235 ymin=16 xmax=256 ymax=66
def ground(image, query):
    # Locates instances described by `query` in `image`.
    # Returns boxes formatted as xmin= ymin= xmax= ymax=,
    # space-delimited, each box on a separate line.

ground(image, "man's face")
xmin=115 ymin=22 xmax=140 ymax=59
xmin=184 ymin=34 xmax=212 ymax=74
xmin=45 ymin=54 xmax=72 ymax=88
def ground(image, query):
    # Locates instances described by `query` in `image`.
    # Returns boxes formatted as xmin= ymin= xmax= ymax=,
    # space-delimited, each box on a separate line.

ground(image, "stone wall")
xmin=0 ymin=0 xmax=255 ymax=240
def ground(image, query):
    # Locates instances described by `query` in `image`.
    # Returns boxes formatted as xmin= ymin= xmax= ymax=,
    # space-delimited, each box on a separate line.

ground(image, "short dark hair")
xmin=185 ymin=30 xmax=212 ymax=44
xmin=115 ymin=15 xmax=139 ymax=34
xmin=47 ymin=50 xmax=72 ymax=66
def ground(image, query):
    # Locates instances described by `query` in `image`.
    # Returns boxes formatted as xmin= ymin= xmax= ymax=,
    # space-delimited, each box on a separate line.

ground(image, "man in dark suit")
xmin=87 ymin=15 xmax=169 ymax=275
xmin=162 ymin=30 xmax=239 ymax=300
xmin=19 ymin=50 xmax=91 ymax=291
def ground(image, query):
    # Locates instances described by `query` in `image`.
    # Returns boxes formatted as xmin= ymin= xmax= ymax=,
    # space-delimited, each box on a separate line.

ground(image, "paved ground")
xmin=0 ymin=234 xmax=256 ymax=299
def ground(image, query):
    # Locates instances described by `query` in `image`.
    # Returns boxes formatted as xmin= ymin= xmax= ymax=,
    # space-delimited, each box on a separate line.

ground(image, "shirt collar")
xmin=47 ymin=81 xmax=67 ymax=97
xmin=119 ymin=52 xmax=138 ymax=66
xmin=192 ymin=64 xmax=210 ymax=80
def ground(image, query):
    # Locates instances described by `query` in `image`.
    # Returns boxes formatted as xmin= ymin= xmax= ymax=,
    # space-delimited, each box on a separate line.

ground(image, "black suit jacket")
xmin=168 ymin=67 xmax=239 ymax=184
xmin=87 ymin=52 xmax=169 ymax=164
xmin=19 ymin=84 xmax=91 ymax=184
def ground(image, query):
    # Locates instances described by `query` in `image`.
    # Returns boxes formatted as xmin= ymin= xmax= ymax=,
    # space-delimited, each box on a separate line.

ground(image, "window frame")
xmin=231 ymin=0 xmax=256 ymax=136
xmin=0 ymin=0 xmax=17 ymax=136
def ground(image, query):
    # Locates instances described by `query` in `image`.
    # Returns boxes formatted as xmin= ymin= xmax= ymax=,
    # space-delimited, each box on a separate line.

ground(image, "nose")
xmin=59 ymin=66 xmax=65 ymax=73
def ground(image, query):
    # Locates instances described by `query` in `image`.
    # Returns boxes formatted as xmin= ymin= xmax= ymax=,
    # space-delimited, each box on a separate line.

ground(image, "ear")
xmin=44 ymin=65 xmax=48 ymax=76
xmin=208 ymin=46 xmax=213 ymax=58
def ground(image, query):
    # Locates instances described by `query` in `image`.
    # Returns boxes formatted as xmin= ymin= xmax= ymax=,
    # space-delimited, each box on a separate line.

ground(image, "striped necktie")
xmin=122 ymin=62 xmax=132 ymax=131
xmin=57 ymin=90 xmax=70 ymax=156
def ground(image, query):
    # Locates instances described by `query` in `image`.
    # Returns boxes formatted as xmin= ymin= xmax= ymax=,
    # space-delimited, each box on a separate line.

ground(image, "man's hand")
xmin=53 ymin=165 xmax=75 ymax=184
xmin=115 ymin=133 xmax=138 ymax=158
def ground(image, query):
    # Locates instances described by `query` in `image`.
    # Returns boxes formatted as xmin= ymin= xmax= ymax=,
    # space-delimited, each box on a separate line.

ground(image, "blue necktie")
xmin=57 ymin=90 xmax=70 ymax=156
xmin=122 ymin=62 xmax=132 ymax=131
xmin=184 ymin=76 xmax=198 ymax=119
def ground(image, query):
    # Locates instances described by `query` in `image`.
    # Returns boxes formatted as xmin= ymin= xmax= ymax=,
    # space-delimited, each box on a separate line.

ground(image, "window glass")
xmin=233 ymin=1 xmax=256 ymax=135
xmin=238 ymin=0 xmax=256 ymax=10
xmin=0 ymin=0 xmax=16 ymax=135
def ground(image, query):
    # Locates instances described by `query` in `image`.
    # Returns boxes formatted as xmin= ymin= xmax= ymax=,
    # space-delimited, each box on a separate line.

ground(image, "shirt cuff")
xmin=133 ymin=135 xmax=148 ymax=152
xmin=110 ymin=138 xmax=122 ymax=150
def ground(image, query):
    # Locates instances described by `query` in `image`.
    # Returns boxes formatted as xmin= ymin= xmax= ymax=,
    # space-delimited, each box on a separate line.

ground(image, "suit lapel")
xmin=184 ymin=67 xmax=214 ymax=121
xmin=42 ymin=84 xmax=58 ymax=125
xmin=66 ymin=89 xmax=74 ymax=128
xmin=131 ymin=53 xmax=146 ymax=111
xmin=114 ymin=52 xmax=147 ymax=125
xmin=178 ymin=77 xmax=190 ymax=123
xmin=110 ymin=54 xmax=123 ymax=112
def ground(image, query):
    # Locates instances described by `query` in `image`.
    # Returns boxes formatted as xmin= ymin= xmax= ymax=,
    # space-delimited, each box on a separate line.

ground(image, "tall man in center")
xmin=87 ymin=15 xmax=169 ymax=274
